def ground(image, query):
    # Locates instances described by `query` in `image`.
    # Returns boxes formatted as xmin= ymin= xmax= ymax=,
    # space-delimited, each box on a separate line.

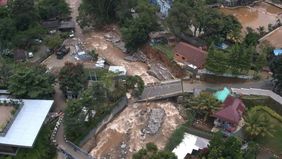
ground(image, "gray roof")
xmin=0 ymin=99 xmax=53 ymax=147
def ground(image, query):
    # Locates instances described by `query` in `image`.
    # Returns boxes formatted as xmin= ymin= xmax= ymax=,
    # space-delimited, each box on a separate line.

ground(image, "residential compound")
xmin=0 ymin=98 xmax=53 ymax=156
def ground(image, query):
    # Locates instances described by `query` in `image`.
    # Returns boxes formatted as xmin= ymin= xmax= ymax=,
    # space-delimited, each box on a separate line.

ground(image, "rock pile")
xmin=124 ymin=51 xmax=148 ymax=63
xmin=145 ymin=108 xmax=166 ymax=135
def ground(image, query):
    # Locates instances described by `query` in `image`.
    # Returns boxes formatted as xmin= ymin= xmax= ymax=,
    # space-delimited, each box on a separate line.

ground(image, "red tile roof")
xmin=213 ymin=96 xmax=245 ymax=125
xmin=174 ymin=42 xmax=207 ymax=68
xmin=0 ymin=0 xmax=7 ymax=6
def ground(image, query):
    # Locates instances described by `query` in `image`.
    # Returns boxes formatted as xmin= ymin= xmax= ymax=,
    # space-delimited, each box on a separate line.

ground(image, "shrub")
xmin=165 ymin=124 xmax=187 ymax=151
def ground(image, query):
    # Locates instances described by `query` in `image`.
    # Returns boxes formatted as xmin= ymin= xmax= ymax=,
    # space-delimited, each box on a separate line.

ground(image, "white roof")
xmin=172 ymin=133 xmax=209 ymax=159
xmin=109 ymin=66 xmax=127 ymax=76
xmin=0 ymin=99 xmax=53 ymax=147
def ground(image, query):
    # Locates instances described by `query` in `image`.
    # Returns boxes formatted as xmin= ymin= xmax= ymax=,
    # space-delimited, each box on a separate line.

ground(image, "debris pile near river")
xmin=144 ymin=108 xmax=166 ymax=135
xmin=148 ymin=63 xmax=175 ymax=81
xmin=89 ymin=101 xmax=184 ymax=159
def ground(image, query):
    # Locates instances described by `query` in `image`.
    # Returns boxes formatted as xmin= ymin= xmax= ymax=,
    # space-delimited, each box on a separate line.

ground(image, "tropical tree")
xmin=167 ymin=0 xmax=241 ymax=43
xmin=244 ymin=107 xmax=275 ymax=139
xmin=38 ymin=0 xmax=70 ymax=20
xmin=58 ymin=62 xmax=87 ymax=97
xmin=203 ymin=133 xmax=244 ymax=159
xmin=244 ymin=27 xmax=260 ymax=47
xmin=45 ymin=34 xmax=63 ymax=50
xmin=133 ymin=143 xmax=177 ymax=159
xmin=0 ymin=58 xmax=14 ymax=88
xmin=183 ymin=92 xmax=220 ymax=121
xmin=8 ymin=64 xmax=55 ymax=99
xmin=121 ymin=0 xmax=159 ymax=51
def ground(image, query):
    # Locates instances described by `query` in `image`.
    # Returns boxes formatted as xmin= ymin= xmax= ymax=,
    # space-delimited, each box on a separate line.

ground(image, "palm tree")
xmin=244 ymin=108 xmax=275 ymax=139
xmin=184 ymin=93 xmax=220 ymax=121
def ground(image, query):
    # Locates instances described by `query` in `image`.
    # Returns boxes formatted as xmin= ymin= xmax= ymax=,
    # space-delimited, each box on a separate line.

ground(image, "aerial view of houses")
xmin=1 ymin=0 xmax=282 ymax=159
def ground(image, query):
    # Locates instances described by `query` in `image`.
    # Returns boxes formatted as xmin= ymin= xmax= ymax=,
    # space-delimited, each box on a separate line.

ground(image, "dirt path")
xmin=89 ymin=101 xmax=184 ymax=159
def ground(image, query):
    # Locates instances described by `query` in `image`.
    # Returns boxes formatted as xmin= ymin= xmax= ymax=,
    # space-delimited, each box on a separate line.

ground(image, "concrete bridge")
xmin=138 ymin=79 xmax=281 ymax=104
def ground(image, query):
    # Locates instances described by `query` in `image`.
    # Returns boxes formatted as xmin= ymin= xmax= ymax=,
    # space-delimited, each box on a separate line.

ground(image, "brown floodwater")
xmin=220 ymin=2 xmax=282 ymax=31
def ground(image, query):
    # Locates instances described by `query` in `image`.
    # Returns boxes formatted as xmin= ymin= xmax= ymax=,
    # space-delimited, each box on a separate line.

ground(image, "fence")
xmin=79 ymin=97 xmax=128 ymax=149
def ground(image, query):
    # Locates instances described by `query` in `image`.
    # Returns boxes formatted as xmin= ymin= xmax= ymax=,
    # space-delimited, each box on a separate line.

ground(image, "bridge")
xmin=138 ymin=79 xmax=280 ymax=103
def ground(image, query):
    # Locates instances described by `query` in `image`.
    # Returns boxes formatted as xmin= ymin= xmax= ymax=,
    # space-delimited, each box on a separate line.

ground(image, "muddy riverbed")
xmin=220 ymin=2 xmax=282 ymax=31
xmin=89 ymin=101 xmax=184 ymax=159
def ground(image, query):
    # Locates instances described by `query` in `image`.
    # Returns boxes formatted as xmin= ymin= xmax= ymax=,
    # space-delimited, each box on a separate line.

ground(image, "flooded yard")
xmin=88 ymin=101 xmax=184 ymax=159
xmin=220 ymin=2 xmax=282 ymax=31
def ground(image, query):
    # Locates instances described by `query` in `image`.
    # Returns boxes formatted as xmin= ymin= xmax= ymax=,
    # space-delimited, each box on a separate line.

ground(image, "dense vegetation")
xmin=63 ymin=67 xmax=144 ymax=143
xmin=0 ymin=58 xmax=55 ymax=99
xmin=183 ymin=93 xmax=221 ymax=121
xmin=0 ymin=0 xmax=69 ymax=53
xmin=78 ymin=0 xmax=158 ymax=51
xmin=58 ymin=62 xmax=87 ymax=97
xmin=199 ymin=133 xmax=258 ymax=159
xmin=167 ymin=0 xmax=242 ymax=44
xmin=133 ymin=143 xmax=177 ymax=159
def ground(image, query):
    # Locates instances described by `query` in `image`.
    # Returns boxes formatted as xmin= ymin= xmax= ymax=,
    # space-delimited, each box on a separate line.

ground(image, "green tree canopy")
xmin=183 ymin=92 xmax=220 ymax=121
xmin=38 ymin=0 xmax=70 ymax=20
xmin=8 ymin=64 xmax=55 ymax=99
xmin=204 ymin=133 xmax=243 ymax=159
xmin=167 ymin=0 xmax=241 ymax=43
xmin=58 ymin=62 xmax=87 ymax=96
xmin=121 ymin=0 xmax=159 ymax=51
xmin=244 ymin=106 xmax=275 ymax=139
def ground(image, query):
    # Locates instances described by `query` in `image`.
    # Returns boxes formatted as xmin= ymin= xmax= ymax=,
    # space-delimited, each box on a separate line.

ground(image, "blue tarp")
xmin=214 ymin=87 xmax=230 ymax=102
xmin=273 ymin=49 xmax=282 ymax=56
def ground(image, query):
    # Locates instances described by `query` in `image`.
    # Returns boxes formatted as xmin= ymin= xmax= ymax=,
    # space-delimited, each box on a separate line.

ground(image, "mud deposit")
xmin=89 ymin=101 xmax=184 ymax=159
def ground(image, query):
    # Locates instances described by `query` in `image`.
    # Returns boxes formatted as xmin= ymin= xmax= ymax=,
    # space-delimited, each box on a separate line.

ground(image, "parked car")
xmin=56 ymin=45 xmax=70 ymax=59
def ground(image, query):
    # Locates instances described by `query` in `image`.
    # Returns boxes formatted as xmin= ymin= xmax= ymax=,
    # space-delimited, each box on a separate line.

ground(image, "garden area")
xmin=256 ymin=109 xmax=282 ymax=155
xmin=0 ymin=100 xmax=22 ymax=135
xmin=241 ymin=95 xmax=282 ymax=157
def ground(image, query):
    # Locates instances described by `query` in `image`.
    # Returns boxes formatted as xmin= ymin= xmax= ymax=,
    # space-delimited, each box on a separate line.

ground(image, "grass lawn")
xmin=256 ymin=110 xmax=282 ymax=154
xmin=153 ymin=44 xmax=174 ymax=61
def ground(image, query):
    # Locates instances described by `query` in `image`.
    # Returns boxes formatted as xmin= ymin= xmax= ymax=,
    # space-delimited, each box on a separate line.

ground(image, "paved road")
xmin=140 ymin=79 xmax=273 ymax=101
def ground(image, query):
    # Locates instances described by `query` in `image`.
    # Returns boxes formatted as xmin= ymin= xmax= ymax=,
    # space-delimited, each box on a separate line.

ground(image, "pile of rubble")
xmin=104 ymin=32 xmax=127 ymax=53
xmin=147 ymin=63 xmax=175 ymax=81
xmin=144 ymin=108 xmax=166 ymax=135
xmin=124 ymin=51 xmax=148 ymax=63
xmin=119 ymin=142 xmax=128 ymax=159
